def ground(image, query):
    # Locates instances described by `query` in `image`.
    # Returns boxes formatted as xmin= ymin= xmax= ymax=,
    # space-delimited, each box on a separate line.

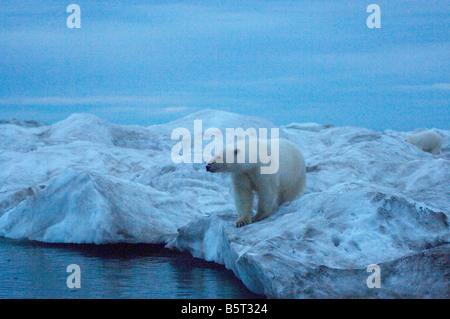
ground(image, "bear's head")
xmin=206 ymin=140 xmax=260 ymax=174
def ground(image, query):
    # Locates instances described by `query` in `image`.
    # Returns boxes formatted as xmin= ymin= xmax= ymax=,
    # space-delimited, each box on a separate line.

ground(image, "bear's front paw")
xmin=251 ymin=214 xmax=267 ymax=223
xmin=235 ymin=218 xmax=251 ymax=228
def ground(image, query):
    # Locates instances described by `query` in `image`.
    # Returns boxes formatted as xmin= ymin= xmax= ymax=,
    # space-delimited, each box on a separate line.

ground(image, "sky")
xmin=0 ymin=0 xmax=449 ymax=130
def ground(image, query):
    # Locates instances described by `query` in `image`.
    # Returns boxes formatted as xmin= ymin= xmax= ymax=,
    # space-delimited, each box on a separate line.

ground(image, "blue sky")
xmin=0 ymin=0 xmax=449 ymax=130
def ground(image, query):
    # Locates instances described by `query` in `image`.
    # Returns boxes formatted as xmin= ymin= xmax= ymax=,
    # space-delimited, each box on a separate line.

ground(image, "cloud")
xmin=394 ymin=83 xmax=450 ymax=91
xmin=0 ymin=95 xmax=192 ymax=107
xmin=89 ymin=105 xmax=192 ymax=115
xmin=0 ymin=0 xmax=448 ymax=130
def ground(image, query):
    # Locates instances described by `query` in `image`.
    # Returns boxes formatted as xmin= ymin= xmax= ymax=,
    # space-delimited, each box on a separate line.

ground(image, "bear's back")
xmin=407 ymin=131 xmax=442 ymax=154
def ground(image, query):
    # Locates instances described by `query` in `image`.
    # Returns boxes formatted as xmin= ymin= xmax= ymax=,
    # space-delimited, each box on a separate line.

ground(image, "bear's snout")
xmin=206 ymin=160 xmax=218 ymax=172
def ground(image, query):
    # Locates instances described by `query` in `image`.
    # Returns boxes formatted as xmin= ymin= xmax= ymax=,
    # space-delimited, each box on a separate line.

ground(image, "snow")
xmin=0 ymin=110 xmax=448 ymax=298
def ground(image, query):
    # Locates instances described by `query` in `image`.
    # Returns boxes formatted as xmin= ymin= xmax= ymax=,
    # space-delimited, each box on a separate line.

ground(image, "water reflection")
xmin=0 ymin=238 xmax=262 ymax=299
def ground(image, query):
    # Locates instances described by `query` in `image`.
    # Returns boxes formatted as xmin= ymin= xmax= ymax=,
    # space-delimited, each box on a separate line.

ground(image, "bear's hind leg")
xmin=252 ymin=185 xmax=278 ymax=223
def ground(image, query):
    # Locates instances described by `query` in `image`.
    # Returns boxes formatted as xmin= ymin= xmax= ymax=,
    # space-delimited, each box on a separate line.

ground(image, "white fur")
xmin=405 ymin=131 xmax=442 ymax=155
xmin=206 ymin=138 xmax=306 ymax=227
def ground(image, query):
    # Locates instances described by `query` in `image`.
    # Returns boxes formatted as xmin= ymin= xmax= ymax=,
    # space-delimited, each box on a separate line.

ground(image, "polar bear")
xmin=405 ymin=131 xmax=442 ymax=155
xmin=206 ymin=138 xmax=306 ymax=227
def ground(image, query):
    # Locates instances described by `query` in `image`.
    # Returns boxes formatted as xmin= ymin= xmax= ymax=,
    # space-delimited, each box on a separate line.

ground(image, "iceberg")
xmin=0 ymin=110 xmax=448 ymax=298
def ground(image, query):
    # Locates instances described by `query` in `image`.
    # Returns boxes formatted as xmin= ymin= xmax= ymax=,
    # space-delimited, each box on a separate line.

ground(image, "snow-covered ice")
xmin=0 ymin=110 xmax=448 ymax=298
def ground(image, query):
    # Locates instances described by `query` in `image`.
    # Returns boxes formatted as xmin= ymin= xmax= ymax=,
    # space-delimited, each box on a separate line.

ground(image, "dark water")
xmin=0 ymin=237 xmax=262 ymax=299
